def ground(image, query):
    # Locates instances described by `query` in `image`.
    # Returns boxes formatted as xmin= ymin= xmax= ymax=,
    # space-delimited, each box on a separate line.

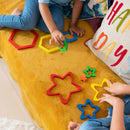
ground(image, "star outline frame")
xmin=46 ymin=72 xmax=82 ymax=104
xmin=77 ymin=99 xmax=100 ymax=120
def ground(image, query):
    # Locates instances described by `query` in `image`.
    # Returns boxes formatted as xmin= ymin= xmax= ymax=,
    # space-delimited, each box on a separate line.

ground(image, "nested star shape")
xmin=91 ymin=78 xmax=110 ymax=101
xmin=77 ymin=99 xmax=100 ymax=120
xmin=83 ymin=66 xmax=96 ymax=78
xmin=46 ymin=72 xmax=82 ymax=104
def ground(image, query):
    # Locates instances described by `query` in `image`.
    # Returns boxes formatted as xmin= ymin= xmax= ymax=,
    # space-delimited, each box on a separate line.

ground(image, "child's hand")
xmin=50 ymin=29 xmax=65 ymax=47
xmin=69 ymin=25 xmax=85 ymax=37
xmin=104 ymin=80 xmax=129 ymax=96
xmin=99 ymin=94 xmax=124 ymax=107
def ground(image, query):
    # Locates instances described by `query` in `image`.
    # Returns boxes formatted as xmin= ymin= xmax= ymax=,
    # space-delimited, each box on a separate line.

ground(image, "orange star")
xmin=81 ymin=75 xmax=87 ymax=82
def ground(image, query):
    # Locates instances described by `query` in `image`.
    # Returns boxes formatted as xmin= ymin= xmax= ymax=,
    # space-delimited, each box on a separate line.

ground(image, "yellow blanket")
xmin=0 ymin=0 xmax=124 ymax=130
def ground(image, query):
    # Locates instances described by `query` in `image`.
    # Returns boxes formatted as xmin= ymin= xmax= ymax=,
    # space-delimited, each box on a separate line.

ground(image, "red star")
xmin=46 ymin=72 xmax=82 ymax=104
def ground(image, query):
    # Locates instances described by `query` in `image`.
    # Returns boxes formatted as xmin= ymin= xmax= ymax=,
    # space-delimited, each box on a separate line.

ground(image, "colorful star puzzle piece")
xmin=77 ymin=99 xmax=100 ymax=120
xmin=63 ymin=31 xmax=77 ymax=42
xmin=46 ymin=72 xmax=82 ymax=104
xmin=9 ymin=29 xmax=38 ymax=50
xmin=81 ymin=75 xmax=87 ymax=82
xmin=58 ymin=40 xmax=68 ymax=51
xmin=83 ymin=66 xmax=96 ymax=78
xmin=91 ymin=78 xmax=110 ymax=102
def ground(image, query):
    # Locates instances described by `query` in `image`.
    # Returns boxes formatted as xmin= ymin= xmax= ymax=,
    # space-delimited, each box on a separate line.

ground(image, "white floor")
xmin=0 ymin=58 xmax=41 ymax=129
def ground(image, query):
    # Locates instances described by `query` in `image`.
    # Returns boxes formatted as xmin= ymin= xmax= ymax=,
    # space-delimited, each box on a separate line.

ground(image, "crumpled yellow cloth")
xmin=0 ymin=0 xmax=124 ymax=130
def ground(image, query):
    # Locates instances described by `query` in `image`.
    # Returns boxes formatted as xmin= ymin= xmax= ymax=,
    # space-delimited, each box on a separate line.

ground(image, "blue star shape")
xmin=77 ymin=99 xmax=100 ymax=120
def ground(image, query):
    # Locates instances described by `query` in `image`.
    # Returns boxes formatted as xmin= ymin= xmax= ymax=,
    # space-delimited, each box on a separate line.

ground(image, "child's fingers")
xmin=104 ymin=87 xmax=111 ymax=92
xmin=77 ymin=32 xmax=80 ymax=37
xmin=49 ymin=38 xmax=54 ymax=45
xmin=111 ymin=93 xmax=116 ymax=96
xmin=54 ymin=38 xmax=60 ymax=47
xmin=68 ymin=122 xmax=78 ymax=130
xmin=103 ymin=93 xmax=111 ymax=97
xmin=99 ymin=98 xmax=106 ymax=103
xmin=57 ymin=37 xmax=64 ymax=47
xmin=79 ymin=32 xmax=82 ymax=37
xmin=79 ymin=30 xmax=85 ymax=37
xmin=69 ymin=29 xmax=73 ymax=35
xmin=99 ymin=100 xmax=104 ymax=103
xmin=60 ymin=34 xmax=65 ymax=41
xmin=107 ymin=80 xmax=112 ymax=86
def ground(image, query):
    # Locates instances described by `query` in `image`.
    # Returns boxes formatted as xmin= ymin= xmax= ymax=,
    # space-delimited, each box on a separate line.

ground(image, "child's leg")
xmin=35 ymin=4 xmax=64 ymax=33
xmin=0 ymin=8 xmax=22 ymax=29
xmin=123 ymin=95 xmax=130 ymax=115
xmin=0 ymin=0 xmax=40 ymax=30
xmin=79 ymin=118 xmax=111 ymax=130
xmin=79 ymin=116 xmax=130 ymax=130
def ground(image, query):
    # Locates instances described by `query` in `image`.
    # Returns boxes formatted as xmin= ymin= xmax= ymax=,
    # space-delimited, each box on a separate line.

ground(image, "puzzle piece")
xmin=58 ymin=40 xmax=68 ymax=51
xmin=91 ymin=78 xmax=110 ymax=101
xmin=46 ymin=72 xmax=82 ymax=104
xmin=63 ymin=31 xmax=77 ymax=42
xmin=9 ymin=29 xmax=38 ymax=50
xmin=77 ymin=99 xmax=100 ymax=120
xmin=39 ymin=34 xmax=60 ymax=53
xmin=83 ymin=66 xmax=96 ymax=78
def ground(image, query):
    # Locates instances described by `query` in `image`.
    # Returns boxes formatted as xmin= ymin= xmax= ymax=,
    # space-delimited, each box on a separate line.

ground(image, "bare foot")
xmin=0 ymin=8 xmax=22 ymax=30
xmin=11 ymin=8 xmax=22 ymax=16
xmin=68 ymin=121 xmax=81 ymax=130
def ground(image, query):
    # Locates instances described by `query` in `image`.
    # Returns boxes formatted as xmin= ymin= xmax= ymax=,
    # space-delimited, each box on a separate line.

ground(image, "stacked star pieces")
xmin=81 ymin=66 xmax=96 ymax=82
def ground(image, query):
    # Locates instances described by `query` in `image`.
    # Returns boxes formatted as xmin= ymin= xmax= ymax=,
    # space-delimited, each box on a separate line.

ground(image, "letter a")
xmin=112 ymin=9 xmax=130 ymax=32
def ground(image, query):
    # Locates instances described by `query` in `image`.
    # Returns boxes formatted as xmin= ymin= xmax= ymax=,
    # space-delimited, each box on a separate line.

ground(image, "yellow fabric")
xmin=0 ymin=0 xmax=124 ymax=130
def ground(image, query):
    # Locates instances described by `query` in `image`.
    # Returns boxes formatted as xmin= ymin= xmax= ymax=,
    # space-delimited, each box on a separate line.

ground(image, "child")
xmin=68 ymin=81 xmax=130 ymax=130
xmin=0 ymin=0 xmax=85 ymax=47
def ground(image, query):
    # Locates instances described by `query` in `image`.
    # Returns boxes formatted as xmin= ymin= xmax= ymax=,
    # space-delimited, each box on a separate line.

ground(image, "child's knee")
xmin=19 ymin=18 xmax=37 ymax=30
xmin=79 ymin=120 xmax=100 ymax=130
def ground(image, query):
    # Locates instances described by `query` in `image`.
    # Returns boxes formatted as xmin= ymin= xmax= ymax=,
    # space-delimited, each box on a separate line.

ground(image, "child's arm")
xmin=39 ymin=3 xmax=65 ymax=47
xmin=100 ymin=94 xmax=125 ymax=130
xmin=69 ymin=0 xmax=85 ymax=37
xmin=104 ymin=80 xmax=130 ymax=95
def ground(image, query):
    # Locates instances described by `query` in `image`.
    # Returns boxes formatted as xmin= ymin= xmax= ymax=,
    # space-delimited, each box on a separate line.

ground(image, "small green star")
xmin=83 ymin=66 xmax=96 ymax=78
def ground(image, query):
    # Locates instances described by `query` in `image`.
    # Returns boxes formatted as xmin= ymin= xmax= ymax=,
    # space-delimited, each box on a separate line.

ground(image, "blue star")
xmin=77 ymin=99 xmax=100 ymax=120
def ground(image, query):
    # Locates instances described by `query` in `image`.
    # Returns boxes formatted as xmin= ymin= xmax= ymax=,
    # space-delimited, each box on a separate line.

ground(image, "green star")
xmin=83 ymin=66 xmax=96 ymax=78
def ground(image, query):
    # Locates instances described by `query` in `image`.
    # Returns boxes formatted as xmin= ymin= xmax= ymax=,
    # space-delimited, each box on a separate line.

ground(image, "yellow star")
xmin=91 ymin=78 xmax=110 ymax=101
